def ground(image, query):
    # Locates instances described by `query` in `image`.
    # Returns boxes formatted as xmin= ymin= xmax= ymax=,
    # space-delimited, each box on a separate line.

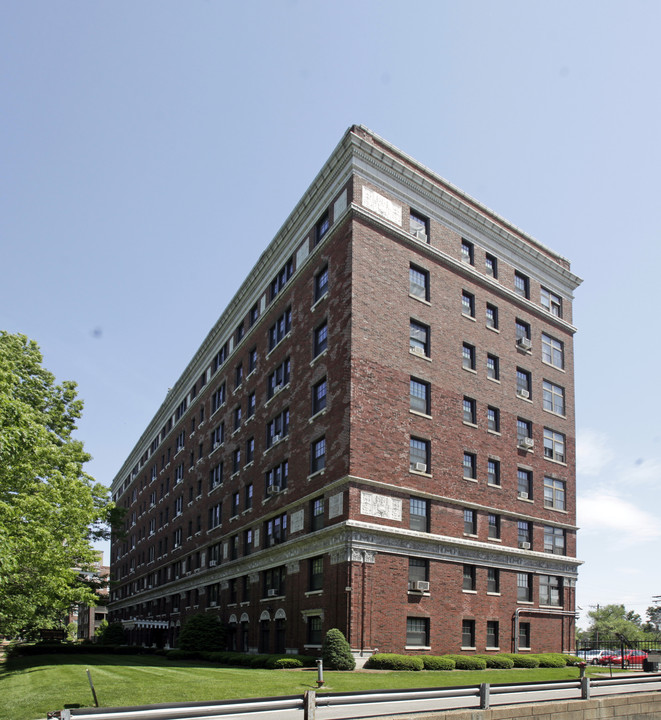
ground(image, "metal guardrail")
xmin=55 ymin=673 xmax=661 ymax=720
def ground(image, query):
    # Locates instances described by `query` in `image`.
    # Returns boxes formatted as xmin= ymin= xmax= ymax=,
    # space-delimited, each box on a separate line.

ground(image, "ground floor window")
xmin=461 ymin=619 xmax=475 ymax=648
xmin=519 ymin=621 xmax=531 ymax=649
xmin=308 ymin=615 xmax=323 ymax=645
xmin=486 ymin=620 xmax=499 ymax=649
xmin=406 ymin=617 xmax=429 ymax=647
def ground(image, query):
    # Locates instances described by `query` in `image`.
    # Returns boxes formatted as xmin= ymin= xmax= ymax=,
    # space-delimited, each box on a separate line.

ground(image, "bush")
xmin=504 ymin=654 xmax=540 ymax=668
xmin=475 ymin=654 xmax=515 ymax=669
xmin=272 ymin=657 xmax=304 ymax=669
xmin=177 ymin=613 xmax=225 ymax=652
xmin=322 ymin=628 xmax=355 ymax=671
xmin=421 ymin=655 xmax=455 ymax=670
xmin=444 ymin=655 xmax=487 ymax=670
xmin=98 ymin=622 xmax=126 ymax=646
xmin=564 ymin=654 xmax=583 ymax=666
xmin=529 ymin=653 xmax=566 ymax=668
xmin=364 ymin=653 xmax=424 ymax=671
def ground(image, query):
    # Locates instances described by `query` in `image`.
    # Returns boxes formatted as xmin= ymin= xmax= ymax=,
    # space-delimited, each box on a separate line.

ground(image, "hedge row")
xmin=6 ymin=643 xmax=159 ymax=658
xmin=162 ymin=649 xmax=318 ymax=668
xmin=365 ymin=652 xmax=583 ymax=671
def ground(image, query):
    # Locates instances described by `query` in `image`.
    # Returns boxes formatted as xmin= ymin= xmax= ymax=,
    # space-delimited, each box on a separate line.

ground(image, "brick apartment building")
xmin=109 ymin=125 xmax=581 ymax=658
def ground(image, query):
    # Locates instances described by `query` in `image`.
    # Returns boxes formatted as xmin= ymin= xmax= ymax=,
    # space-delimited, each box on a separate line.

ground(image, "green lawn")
xmin=0 ymin=654 xmax=603 ymax=720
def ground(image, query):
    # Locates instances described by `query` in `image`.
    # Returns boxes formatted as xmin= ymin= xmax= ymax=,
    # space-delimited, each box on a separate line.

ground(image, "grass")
xmin=0 ymin=653 xmax=605 ymax=720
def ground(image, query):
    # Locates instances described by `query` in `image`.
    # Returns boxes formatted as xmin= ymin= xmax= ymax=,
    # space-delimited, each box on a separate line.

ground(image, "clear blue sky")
xmin=2 ymin=0 xmax=660 ymax=629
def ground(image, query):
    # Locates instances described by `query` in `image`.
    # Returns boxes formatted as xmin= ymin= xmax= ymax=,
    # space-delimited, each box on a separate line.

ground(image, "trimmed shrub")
xmin=444 ymin=655 xmax=487 ymax=670
xmin=364 ymin=653 xmax=424 ymax=671
xmin=421 ymin=655 xmax=455 ymax=670
xmin=504 ymin=654 xmax=540 ymax=668
xmin=322 ymin=628 xmax=355 ymax=671
xmin=272 ymin=657 xmax=304 ymax=669
xmin=165 ymin=649 xmax=201 ymax=661
xmin=98 ymin=622 xmax=127 ymax=646
xmin=563 ymin=655 xmax=583 ymax=666
xmin=529 ymin=653 xmax=566 ymax=668
xmin=177 ymin=613 xmax=225 ymax=652
xmin=475 ymin=654 xmax=515 ymax=669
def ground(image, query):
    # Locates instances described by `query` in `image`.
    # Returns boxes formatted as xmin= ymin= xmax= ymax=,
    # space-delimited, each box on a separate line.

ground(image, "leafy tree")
xmin=66 ymin=621 xmax=78 ymax=642
xmin=321 ymin=628 xmax=355 ymax=670
xmin=645 ymin=605 xmax=661 ymax=633
xmin=97 ymin=621 xmax=126 ymax=646
xmin=0 ymin=332 xmax=114 ymax=637
xmin=177 ymin=613 xmax=225 ymax=651
xmin=582 ymin=604 xmax=649 ymax=644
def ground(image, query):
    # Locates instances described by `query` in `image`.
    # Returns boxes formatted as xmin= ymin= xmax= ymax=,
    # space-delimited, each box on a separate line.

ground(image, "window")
xmin=406 ymin=617 xmax=429 ymax=647
xmin=249 ymin=347 xmax=257 ymax=373
xmin=315 ymin=265 xmax=329 ymax=302
xmin=249 ymin=303 xmax=259 ymax=327
xmin=463 ymin=397 xmax=476 ymax=425
xmin=270 ymin=257 xmax=293 ymax=300
xmin=519 ymin=621 xmax=531 ymax=648
xmin=174 ymin=495 xmax=183 ymax=516
xmin=517 ymin=573 xmax=532 ymax=602
xmin=309 ymin=556 xmax=324 ymax=591
xmin=544 ymin=476 xmax=566 ymax=510
xmin=211 ymin=382 xmax=226 ymax=413
xmin=409 ymin=557 xmax=429 ymax=589
xmin=311 ymin=497 xmax=324 ymax=531
xmin=461 ymin=239 xmax=474 ymax=265
xmin=515 ymin=318 xmax=531 ymax=343
xmin=486 ymin=620 xmax=499 ymax=648
xmin=486 ymin=303 xmax=499 ymax=329
xmin=311 ymin=436 xmax=326 ymax=474
xmin=246 ymin=392 xmax=256 ymax=419
xmin=542 ymin=333 xmax=564 ymax=369
xmin=410 ymin=320 xmax=430 ymax=357
xmin=410 ymin=437 xmax=430 ymax=473
xmin=211 ymin=423 xmax=224 ymax=451
xmin=264 ymin=565 xmax=286 ymax=597
xmin=544 ymin=428 xmax=566 ymax=463
xmin=210 ymin=462 xmax=223 ymax=490
xmin=231 ymin=491 xmax=240 ymax=518
xmin=174 ymin=463 xmax=184 ymax=484
xmin=544 ymin=526 xmax=566 ymax=555
xmin=265 ymin=514 xmax=287 ymax=547
xmin=516 ymin=368 xmax=532 ymax=399
xmin=265 ymin=459 xmax=288 ymax=493
xmin=307 ymin=615 xmax=323 ymax=645
xmin=462 ymin=619 xmax=476 ymax=648
xmin=233 ymin=405 xmax=242 ymax=431
xmin=266 ymin=408 xmax=289 ymax=447
xmin=485 ymin=253 xmax=498 ymax=278
xmin=410 ymin=377 xmax=430 ymax=415
xmin=245 ymin=483 xmax=253 ymax=510
xmin=488 ymin=513 xmax=500 ymax=539
xmin=235 ymin=321 xmax=245 ymax=344
xmin=268 ymin=358 xmax=290 ymax=398
xmin=409 ymin=210 xmax=428 ymax=240
xmin=312 ymin=377 xmax=327 ymax=415
xmin=464 ymin=508 xmax=477 ymax=535
xmin=462 ymin=342 xmax=476 ymax=370
xmin=462 ymin=290 xmax=475 ymax=318
xmin=410 ymin=497 xmax=430 ymax=532
xmin=314 ymin=321 xmax=328 ymax=357
xmin=269 ymin=308 xmax=292 ymax=350
xmin=173 ymin=527 xmax=182 ymax=548
xmin=487 ymin=407 xmax=500 ymax=433
xmin=517 ymin=418 xmax=533 ymax=445
xmin=487 ymin=459 xmax=501 ymax=486
xmin=235 ymin=364 xmax=243 ymax=389
xmin=486 ymin=354 xmax=500 ymax=381
xmin=518 ymin=520 xmax=531 ymax=549
xmin=514 ymin=271 xmax=530 ymax=299
xmin=409 ymin=265 xmax=429 ymax=301
xmin=541 ymin=287 xmax=562 ymax=317
xmin=315 ymin=211 xmax=330 ymax=245
xmin=543 ymin=380 xmax=565 ymax=415
xmin=518 ymin=468 xmax=532 ymax=499
xmin=232 ymin=448 xmax=241 ymax=474
xmin=245 ymin=437 xmax=254 ymax=465
xmin=175 ymin=430 xmax=185 ymax=453
xmin=463 ymin=451 xmax=476 ymax=480
xmin=540 ymin=575 xmax=562 ymax=606
xmin=212 ymin=344 xmax=228 ymax=374
xmin=487 ymin=568 xmax=500 ymax=594
xmin=462 ymin=565 xmax=476 ymax=591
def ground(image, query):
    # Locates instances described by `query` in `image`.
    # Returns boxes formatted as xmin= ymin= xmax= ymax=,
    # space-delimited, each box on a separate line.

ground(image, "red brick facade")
xmin=109 ymin=126 xmax=581 ymax=658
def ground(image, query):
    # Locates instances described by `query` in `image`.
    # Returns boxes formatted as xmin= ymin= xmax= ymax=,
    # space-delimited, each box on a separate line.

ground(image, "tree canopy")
xmin=0 ymin=332 xmax=113 ymax=637
xmin=578 ymin=603 xmax=661 ymax=644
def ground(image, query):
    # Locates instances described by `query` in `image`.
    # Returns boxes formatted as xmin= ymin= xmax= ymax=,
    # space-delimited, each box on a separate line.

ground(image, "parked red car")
xmin=599 ymin=650 xmax=647 ymax=667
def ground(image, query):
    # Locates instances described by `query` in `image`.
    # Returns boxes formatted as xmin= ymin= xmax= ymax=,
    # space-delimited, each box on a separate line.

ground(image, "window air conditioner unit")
xmin=519 ymin=437 xmax=535 ymax=450
xmin=209 ymin=560 xmax=217 ymax=567
xmin=272 ymin=434 xmax=281 ymax=444
xmin=516 ymin=337 xmax=532 ymax=351
xmin=520 ymin=541 xmax=531 ymax=550
xmin=267 ymin=484 xmax=281 ymax=496
xmin=414 ymin=462 xmax=427 ymax=473
xmin=273 ymin=384 xmax=282 ymax=393
xmin=517 ymin=389 xmax=530 ymax=399
xmin=412 ymin=580 xmax=430 ymax=592
xmin=210 ymin=601 xmax=217 ymax=607
xmin=518 ymin=491 xmax=529 ymax=500
xmin=147 ymin=584 xmax=152 ymax=589
xmin=267 ymin=588 xmax=278 ymax=597
xmin=412 ymin=228 xmax=427 ymax=241
xmin=411 ymin=345 xmax=425 ymax=356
